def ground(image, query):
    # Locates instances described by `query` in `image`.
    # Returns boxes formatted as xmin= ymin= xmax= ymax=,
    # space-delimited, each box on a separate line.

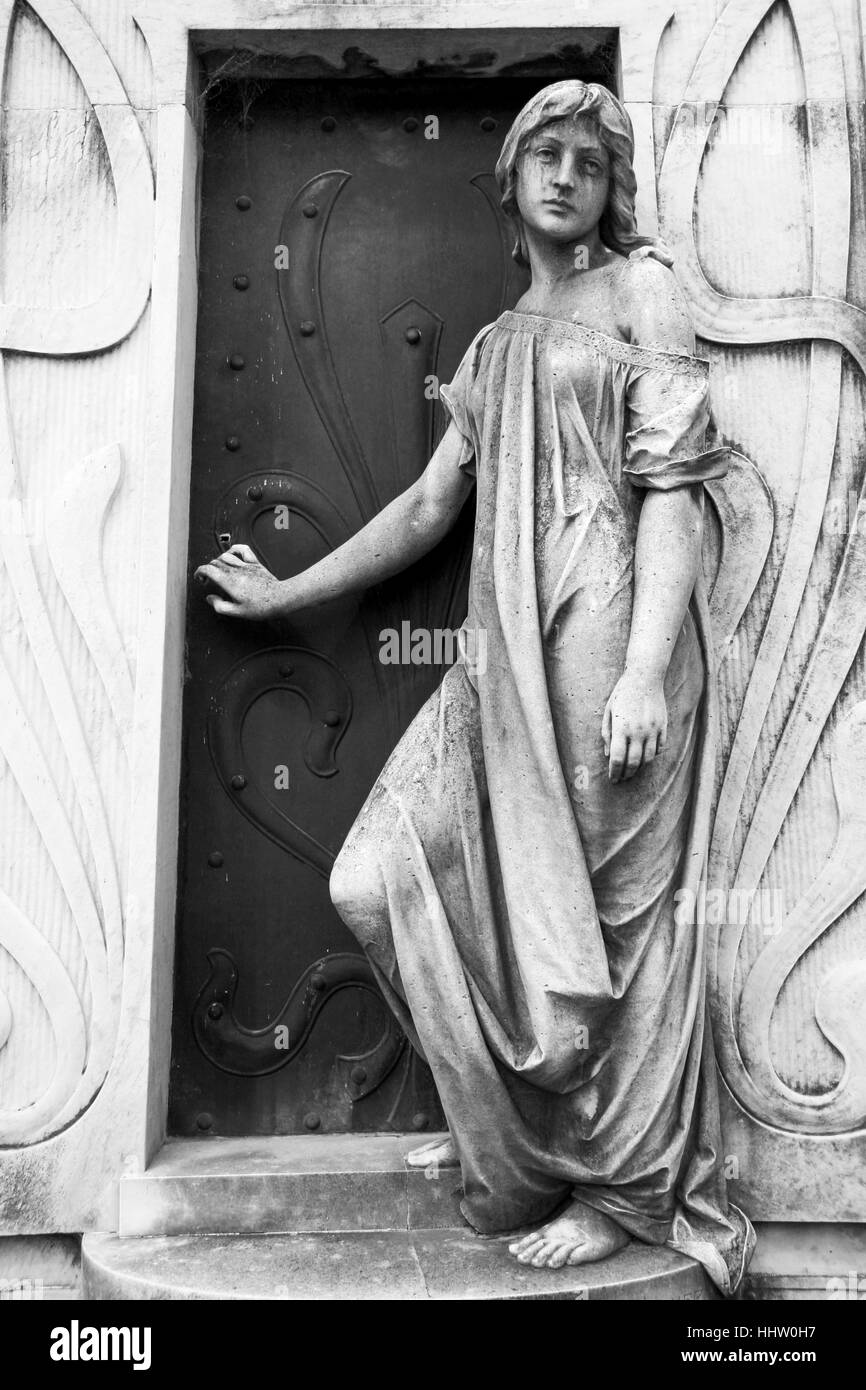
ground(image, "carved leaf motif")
xmin=277 ymin=171 xmax=379 ymax=522
xmin=45 ymin=444 xmax=133 ymax=756
xmin=0 ymin=0 xmax=153 ymax=353
xmin=658 ymin=0 xmax=866 ymax=368
xmin=0 ymin=890 xmax=87 ymax=1144
xmin=730 ymin=706 xmax=866 ymax=1132
xmin=379 ymin=297 xmax=444 ymax=486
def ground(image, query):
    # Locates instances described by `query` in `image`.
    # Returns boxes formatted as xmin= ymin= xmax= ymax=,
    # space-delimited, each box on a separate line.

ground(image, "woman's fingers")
xmin=195 ymin=561 xmax=228 ymax=588
xmin=206 ymin=593 xmax=239 ymax=616
xmin=608 ymin=726 xmax=628 ymax=781
xmin=220 ymin=545 xmax=261 ymax=569
xmin=601 ymin=701 xmax=612 ymax=757
xmin=642 ymin=732 xmax=659 ymax=766
xmin=609 ymin=725 xmax=664 ymax=781
xmin=195 ymin=560 xmax=241 ymax=594
xmin=196 ymin=562 xmax=255 ymax=616
xmin=622 ymin=737 xmax=645 ymax=780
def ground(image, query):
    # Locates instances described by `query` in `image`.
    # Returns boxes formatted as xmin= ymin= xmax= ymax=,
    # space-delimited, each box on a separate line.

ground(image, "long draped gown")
xmin=329 ymin=305 xmax=756 ymax=1296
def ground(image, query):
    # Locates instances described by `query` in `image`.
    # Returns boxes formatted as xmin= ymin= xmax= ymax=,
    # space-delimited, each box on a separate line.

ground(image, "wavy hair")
xmin=495 ymin=81 xmax=656 ymax=267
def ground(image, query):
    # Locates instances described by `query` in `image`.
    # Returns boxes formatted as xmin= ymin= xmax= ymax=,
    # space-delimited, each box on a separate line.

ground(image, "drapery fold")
xmin=331 ymin=308 xmax=755 ymax=1295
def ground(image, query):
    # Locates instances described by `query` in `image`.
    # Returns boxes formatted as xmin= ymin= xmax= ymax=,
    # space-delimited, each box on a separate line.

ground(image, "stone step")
xmin=82 ymin=1229 xmax=713 ymax=1301
xmin=120 ymin=1134 xmax=463 ymax=1237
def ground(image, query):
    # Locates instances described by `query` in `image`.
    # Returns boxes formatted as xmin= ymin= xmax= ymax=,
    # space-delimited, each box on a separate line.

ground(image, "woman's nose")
xmin=553 ymin=157 xmax=576 ymax=189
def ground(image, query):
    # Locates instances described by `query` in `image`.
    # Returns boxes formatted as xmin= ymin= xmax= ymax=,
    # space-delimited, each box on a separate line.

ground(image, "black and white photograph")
xmin=0 ymin=0 xmax=864 ymax=1355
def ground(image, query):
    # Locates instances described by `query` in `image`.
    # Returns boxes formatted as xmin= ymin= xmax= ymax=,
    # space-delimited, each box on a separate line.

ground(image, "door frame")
xmin=130 ymin=0 xmax=671 ymax=1176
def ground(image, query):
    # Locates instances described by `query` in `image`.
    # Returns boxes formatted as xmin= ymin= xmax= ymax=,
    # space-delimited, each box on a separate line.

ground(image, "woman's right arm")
xmin=195 ymin=420 xmax=475 ymax=620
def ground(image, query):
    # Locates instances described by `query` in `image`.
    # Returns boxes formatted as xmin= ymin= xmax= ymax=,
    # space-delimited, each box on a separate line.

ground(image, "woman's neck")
xmin=523 ymin=222 xmax=613 ymax=290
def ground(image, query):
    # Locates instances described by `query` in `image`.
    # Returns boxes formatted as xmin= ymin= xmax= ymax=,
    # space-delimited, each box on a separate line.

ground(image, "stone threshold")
xmin=83 ymin=1228 xmax=713 ymax=1301
xmin=120 ymin=1132 xmax=463 ymax=1237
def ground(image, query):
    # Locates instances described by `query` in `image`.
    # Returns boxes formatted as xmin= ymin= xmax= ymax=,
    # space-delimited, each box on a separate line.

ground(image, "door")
xmin=169 ymin=76 xmax=535 ymax=1136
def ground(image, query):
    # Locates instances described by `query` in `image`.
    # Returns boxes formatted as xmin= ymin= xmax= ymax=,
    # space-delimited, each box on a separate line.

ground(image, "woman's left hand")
xmin=602 ymin=670 xmax=668 ymax=783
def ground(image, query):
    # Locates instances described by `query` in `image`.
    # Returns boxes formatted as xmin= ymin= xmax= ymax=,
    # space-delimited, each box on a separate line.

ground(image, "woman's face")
xmin=514 ymin=116 xmax=611 ymax=248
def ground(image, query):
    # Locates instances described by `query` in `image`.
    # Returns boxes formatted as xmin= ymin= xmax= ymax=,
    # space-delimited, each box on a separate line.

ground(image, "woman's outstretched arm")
xmin=195 ymin=421 xmax=475 ymax=619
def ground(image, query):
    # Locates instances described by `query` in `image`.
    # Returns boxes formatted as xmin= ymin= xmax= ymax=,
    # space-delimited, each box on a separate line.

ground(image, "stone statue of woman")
xmin=197 ymin=81 xmax=756 ymax=1296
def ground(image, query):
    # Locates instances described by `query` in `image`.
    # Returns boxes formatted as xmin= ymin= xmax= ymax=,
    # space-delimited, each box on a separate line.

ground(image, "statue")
xmin=196 ymin=81 xmax=756 ymax=1296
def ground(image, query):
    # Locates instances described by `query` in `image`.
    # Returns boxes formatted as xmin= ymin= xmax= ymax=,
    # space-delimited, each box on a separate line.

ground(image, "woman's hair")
xmin=495 ymin=80 xmax=657 ymax=267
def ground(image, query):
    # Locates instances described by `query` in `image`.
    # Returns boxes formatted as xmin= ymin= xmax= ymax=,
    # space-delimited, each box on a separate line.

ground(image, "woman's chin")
xmin=527 ymin=215 xmax=595 ymax=247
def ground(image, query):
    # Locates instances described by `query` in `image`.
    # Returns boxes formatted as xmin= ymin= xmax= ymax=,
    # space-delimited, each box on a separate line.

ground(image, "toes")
xmin=531 ymin=1241 xmax=588 ymax=1269
xmin=530 ymin=1242 xmax=558 ymax=1268
xmin=511 ymin=1237 xmax=589 ymax=1270
xmin=513 ymin=1237 xmax=545 ymax=1263
xmin=406 ymin=1140 xmax=436 ymax=1159
xmin=508 ymin=1232 xmax=542 ymax=1256
xmin=406 ymin=1137 xmax=452 ymax=1166
xmin=514 ymin=1242 xmax=545 ymax=1264
xmin=547 ymin=1244 xmax=577 ymax=1270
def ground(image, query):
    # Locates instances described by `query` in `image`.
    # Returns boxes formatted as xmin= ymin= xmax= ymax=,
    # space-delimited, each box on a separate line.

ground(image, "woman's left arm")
xmin=603 ymin=257 xmax=706 ymax=784
xmin=604 ymin=486 xmax=703 ymax=782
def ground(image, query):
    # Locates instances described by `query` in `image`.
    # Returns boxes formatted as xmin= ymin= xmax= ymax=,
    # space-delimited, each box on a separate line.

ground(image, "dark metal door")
xmin=169 ymin=78 xmax=533 ymax=1136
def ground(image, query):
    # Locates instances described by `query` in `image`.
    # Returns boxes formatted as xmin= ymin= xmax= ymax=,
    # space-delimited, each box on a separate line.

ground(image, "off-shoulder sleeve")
xmin=623 ymin=350 xmax=730 ymax=491
xmin=438 ymin=325 xmax=493 ymax=476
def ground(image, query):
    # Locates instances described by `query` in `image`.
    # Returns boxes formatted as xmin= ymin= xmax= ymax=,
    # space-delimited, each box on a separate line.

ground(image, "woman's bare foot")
xmin=508 ymin=1199 xmax=629 ymax=1269
xmin=405 ymin=1134 xmax=459 ymax=1168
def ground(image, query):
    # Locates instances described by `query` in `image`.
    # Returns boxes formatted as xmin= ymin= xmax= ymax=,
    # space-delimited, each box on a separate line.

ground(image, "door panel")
xmin=169 ymin=78 xmax=533 ymax=1136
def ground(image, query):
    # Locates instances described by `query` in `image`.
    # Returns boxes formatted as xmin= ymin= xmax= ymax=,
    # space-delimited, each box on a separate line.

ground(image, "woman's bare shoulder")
xmin=619 ymin=255 xmax=695 ymax=355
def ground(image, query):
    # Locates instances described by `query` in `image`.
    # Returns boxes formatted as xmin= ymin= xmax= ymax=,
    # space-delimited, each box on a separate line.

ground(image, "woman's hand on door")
xmin=196 ymin=423 xmax=474 ymax=622
xmin=196 ymin=545 xmax=287 ymax=619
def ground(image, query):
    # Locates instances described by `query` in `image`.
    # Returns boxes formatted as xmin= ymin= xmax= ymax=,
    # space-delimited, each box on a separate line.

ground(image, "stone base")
xmin=65 ymin=1136 xmax=866 ymax=1299
xmin=80 ymin=1133 xmax=718 ymax=1299
xmin=82 ymin=1229 xmax=713 ymax=1301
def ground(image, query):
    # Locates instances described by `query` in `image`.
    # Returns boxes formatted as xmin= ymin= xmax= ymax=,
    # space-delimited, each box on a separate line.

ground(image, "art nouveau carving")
xmin=193 ymin=948 xmax=405 ymax=1094
xmin=0 ymin=0 xmax=154 ymax=1145
xmin=279 ymin=172 xmax=380 ymax=520
xmin=207 ymin=646 xmax=352 ymax=876
xmin=704 ymin=455 xmax=774 ymax=659
xmin=656 ymin=0 xmax=866 ymax=1136
xmin=0 ymin=0 xmax=862 ymax=1248
xmin=736 ymin=704 xmax=866 ymax=1132
xmin=0 ymin=0 xmax=153 ymax=353
xmin=45 ymin=445 xmax=134 ymax=757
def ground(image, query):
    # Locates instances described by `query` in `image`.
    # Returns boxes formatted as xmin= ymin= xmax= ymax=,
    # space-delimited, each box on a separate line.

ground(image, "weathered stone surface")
xmin=0 ymin=1 xmax=863 ymax=1293
xmin=742 ymin=1221 xmax=866 ymax=1302
xmin=119 ymin=1135 xmax=462 ymax=1237
xmin=83 ymin=1229 xmax=712 ymax=1301
xmin=0 ymin=1234 xmax=81 ymax=1301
